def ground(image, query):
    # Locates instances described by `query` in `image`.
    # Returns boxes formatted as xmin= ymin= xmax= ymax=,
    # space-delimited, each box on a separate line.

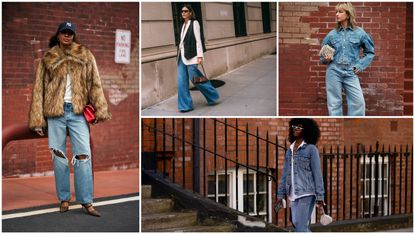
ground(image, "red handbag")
xmin=83 ymin=104 xmax=96 ymax=124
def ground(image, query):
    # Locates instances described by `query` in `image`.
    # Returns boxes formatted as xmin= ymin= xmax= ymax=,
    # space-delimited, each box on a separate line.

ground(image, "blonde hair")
xmin=335 ymin=2 xmax=357 ymax=30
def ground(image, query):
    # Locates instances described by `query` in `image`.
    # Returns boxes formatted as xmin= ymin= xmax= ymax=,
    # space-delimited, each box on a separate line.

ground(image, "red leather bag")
xmin=83 ymin=104 xmax=96 ymax=124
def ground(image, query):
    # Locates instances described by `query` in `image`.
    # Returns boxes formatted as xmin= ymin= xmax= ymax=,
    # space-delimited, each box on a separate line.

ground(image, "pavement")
xmin=2 ymin=168 xmax=139 ymax=232
xmin=376 ymin=227 xmax=413 ymax=232
xmin=142 ymin=54 xmax=277 ymax=116
xmin=3 ymin=168 xmax=139 ymax=211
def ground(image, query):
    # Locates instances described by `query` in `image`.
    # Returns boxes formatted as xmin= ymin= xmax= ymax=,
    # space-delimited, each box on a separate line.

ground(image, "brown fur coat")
xmin=29 ymin=42 xmax=111 ymax=130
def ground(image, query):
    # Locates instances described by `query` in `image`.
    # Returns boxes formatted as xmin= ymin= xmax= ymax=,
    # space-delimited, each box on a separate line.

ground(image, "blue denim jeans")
xmin=177 ymin=57 xmax=220 ymax=111
xmin=47 ymin=103 xmax=93 ymax=204
xmin=326 ymin=63 xmax=365 ymax=116
xmin=290 ymin=195 xmax=316 ymax=232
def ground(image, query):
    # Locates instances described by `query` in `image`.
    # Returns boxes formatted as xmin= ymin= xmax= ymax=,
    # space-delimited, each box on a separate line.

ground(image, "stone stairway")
xmin=141 ymin=185 xmax=234 ymax=232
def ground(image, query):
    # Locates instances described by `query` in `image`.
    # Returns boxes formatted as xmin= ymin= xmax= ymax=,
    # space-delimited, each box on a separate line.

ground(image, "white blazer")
xmin=179 ymin=20 xmax=204 ymax=65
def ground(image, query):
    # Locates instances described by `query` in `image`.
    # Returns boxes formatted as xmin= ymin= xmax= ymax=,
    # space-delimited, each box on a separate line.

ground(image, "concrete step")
xmin=142 ymin=185 xmax=152 ymax=199
xmin=142 ymin=198 xmax=173 ymax=214
xmin=159 ymin=223 xmax=234 ymax=232
xmin=141 ymin=211 xmax=198 ymax=231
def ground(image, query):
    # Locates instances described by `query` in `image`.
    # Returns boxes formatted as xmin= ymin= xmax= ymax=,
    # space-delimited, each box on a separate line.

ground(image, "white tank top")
xmin=64 ymin=74 xmax=72 ymax=103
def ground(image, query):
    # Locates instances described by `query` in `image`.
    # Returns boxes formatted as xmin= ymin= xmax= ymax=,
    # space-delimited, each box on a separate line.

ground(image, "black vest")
xmin=180 ymin=20 xmax=206 ymax=60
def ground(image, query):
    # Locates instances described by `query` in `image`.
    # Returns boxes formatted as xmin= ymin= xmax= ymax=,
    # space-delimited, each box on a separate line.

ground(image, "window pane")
xmin=261 ymin=3 xmax=271 ymax=33
xmin=218 ymin=174 xmax=228 ymax=194
xmin=258 ymin=173 xmax=266 ymax=192
xmin=243 ymin=195 xmax=255 ymax=213
xmin=243 ymin=174 xmax=254 ymax=193
xmin=365 ymin=181 xmax=370 ymax=196
xmin=365 ymin=164 xmax=371 ymax=178
xmin=208 ymin=175 xmax=215 ymax=195
xmin=258 ymin=194 xmax=266 ymax=213
xmin=232 ymin=3 xmax=247 ymax=37
xmin=363 ymin=198 xmax=371 ymax=216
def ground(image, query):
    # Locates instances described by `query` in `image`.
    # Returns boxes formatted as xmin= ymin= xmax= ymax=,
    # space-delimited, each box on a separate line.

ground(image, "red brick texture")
xmin=279 ymin=2 xmax=413 ymax=116
xmin=3 ymin=3 xmax=139 ymax=177
xmin=142 ymin=118 xmax=413 ymax=225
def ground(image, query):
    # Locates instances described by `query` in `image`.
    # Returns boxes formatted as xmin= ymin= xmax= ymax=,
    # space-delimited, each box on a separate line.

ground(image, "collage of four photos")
xmin=2 ymin=1 xmax=413 ymax=232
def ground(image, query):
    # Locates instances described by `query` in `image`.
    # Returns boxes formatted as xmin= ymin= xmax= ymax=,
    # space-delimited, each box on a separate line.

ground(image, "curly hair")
xmin=288 ymin=118 xmax=321 ymax=145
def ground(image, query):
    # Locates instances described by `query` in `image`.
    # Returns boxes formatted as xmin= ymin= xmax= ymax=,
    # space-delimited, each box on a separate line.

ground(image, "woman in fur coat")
xmin=29 ymin=22 xmax=111 ymax=217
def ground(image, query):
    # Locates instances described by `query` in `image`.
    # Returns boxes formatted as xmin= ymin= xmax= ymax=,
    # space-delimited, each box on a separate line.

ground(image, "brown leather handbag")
xmin=192 ymin=64 xmax=209 ymax=84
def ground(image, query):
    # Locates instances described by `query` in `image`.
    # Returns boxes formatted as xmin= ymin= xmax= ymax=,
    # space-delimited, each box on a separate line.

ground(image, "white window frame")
xmin=360 ymin=155 xmax=390 ymax=217
xmin=207 ymin=168 xmax=272 ymax=222
xmin=207 ymin=172 xmax=234 ymax=207
xmin=238 ymin=169 xmax=272 ymax=221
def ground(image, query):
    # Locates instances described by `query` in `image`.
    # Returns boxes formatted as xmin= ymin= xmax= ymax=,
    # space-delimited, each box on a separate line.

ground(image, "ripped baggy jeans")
xmin=47 ymin=103 xmax=93 ymax=204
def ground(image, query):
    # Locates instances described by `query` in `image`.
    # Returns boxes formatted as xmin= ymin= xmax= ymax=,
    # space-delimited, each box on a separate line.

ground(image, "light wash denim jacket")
xmin=320 ymin=26 xmax=375 ymax=72
xmin=277 ymin=143 xmax=325 ymax=201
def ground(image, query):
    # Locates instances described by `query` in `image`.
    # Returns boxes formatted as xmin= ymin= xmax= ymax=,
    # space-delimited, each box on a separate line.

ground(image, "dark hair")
xmin=182 ymin=4 xmax=196 ymax=20
xmin=48 ymin=30 xmax=79 ymax=48
xmin=288 ymin=118 xmax=320 ymax=145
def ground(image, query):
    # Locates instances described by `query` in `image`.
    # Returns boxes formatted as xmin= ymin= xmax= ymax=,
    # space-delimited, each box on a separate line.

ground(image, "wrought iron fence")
xmin=142 ymin=118 xmax=413 ymax=228
xmin=322 ymin=143 xmax=413 ymax=222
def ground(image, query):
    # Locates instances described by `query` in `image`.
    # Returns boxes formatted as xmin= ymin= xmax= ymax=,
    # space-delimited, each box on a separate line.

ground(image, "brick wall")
xmin=279 ymin=2 xmax=412 ymax=116
xmin=3 ymin=2 xmax=139 ymax=177
xmin=404 ymin=3 xmax=413 ymax=115
xmin=142 ymin=118 xmax=413 ymax=224
xmin=142 ymin=118 xmax=344 ymax=190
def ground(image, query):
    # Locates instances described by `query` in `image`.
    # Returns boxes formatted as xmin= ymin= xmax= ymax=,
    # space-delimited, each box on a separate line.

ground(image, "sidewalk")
xmin=142 ymin=54 xmax=276 ymax=116
xmin=377 ymin=227 xmax=413 ymax=232
xmin=2 ymin=168 xmax=139 ymax=211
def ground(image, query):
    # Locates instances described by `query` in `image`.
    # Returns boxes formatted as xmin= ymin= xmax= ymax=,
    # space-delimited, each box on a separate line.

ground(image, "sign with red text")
xmin=115 ymin=29 xmax=131 ymax=64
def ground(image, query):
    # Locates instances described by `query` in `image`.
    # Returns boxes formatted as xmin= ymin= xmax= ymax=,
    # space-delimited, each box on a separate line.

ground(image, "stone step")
xmin=142 ymin=198 xmax=173 ymax=214
xmin=141 ymin=211 xmax=198 ymax=231
xmin=158 ymin=223 xmax=234 ymax=232
xmin=142 ymin=185 xmax=152 ymax=199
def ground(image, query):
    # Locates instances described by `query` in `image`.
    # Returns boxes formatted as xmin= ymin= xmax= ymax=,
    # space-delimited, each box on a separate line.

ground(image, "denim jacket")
xmin=320 ymin=26 xmax=375 ymax=72
xmin=277 ymin=143 xmax=325 ymax=201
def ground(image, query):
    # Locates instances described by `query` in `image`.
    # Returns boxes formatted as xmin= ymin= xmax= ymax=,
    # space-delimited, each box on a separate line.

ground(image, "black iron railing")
xmin=142 ymin=118 xmax=413 ymax=228
xmin=321 ymin=143 xmax=413 ymax=222
xmin=143 ymin=118 xmax=283 ymax=223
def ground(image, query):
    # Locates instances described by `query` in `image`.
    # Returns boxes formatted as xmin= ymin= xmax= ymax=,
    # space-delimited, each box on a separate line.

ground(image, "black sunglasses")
xmin=60 ymin=30 xmax=74 ymax=36
xmin=181 ymin=10 xmax=190 ymax=13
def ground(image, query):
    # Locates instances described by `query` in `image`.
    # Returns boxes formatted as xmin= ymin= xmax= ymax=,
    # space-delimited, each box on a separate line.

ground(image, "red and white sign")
xmin=115 ymin=29 xmax=131 ymax=64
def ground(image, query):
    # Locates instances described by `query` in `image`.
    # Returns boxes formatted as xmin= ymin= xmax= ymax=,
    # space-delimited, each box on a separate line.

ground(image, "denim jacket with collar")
xmin=320 ymin=26 xmax=375 ymax=72
xmin=277 ymin=143 xmax=325 ymax=201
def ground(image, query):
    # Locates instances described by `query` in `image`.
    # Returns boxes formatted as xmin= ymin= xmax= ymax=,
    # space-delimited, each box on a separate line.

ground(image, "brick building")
xmin=142 ymin=118 xmax=413 ymax=227
xmin=279 ymin=2 xmax=413 ymax=116
xmin=3 ymin=3 xmax=139 ymax=177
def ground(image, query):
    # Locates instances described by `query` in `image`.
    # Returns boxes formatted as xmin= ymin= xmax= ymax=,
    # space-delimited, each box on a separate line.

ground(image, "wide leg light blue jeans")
xmin=290 ymin=195 xmax=316 ymax=232
xmin=326 ymin=63 xmax=365 ymax=116
xmin=177 ymin=57 xmax=220 ymax=111
xmin=47 ymin=103 xmax=93 ymax=204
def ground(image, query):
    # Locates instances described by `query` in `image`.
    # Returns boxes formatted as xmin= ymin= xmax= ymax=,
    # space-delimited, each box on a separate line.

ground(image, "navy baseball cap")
xmin=58 ymin=22 xmax=76 ymax=34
